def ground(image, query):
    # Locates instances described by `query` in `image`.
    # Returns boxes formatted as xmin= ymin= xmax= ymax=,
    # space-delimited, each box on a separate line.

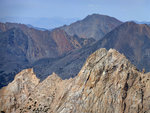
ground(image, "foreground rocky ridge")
xmin=0 ymin=48 xmax=150 ymax=113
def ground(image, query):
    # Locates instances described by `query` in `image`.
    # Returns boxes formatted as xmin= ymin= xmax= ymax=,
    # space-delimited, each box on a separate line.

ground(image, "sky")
xmin=0 ymin=0 xmax=150 ymax=28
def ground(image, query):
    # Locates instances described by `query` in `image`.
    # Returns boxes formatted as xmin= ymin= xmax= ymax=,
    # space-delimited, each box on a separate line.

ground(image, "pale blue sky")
xmin=0 ymin=0 xmax=149 ymax=28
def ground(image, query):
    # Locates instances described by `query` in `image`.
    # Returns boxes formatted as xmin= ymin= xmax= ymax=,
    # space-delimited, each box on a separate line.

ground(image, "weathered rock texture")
xmin=0 ymin=48 xmax=150 ymax=113
xmin=0 ymin=68 xmax=40 ymax=113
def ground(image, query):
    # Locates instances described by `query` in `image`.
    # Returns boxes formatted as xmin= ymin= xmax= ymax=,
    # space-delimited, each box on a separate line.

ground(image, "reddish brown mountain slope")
xmin=0 ymin=22 xmax=92 ymax=61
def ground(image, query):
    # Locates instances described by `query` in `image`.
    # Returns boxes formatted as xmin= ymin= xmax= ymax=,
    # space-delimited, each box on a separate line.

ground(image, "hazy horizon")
xmin=0 ymin=0 xmax=150 ymax=29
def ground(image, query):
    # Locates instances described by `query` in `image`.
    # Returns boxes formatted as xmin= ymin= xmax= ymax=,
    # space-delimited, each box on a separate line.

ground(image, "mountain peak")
xmin=84 ymin=48 xmax=129 ymax=68
xmin=77 ymin=48 xmax=134 ymax=83
xmin=85 ymin=13 xmax=116 ymax=20
xmin=43 ymin=72 xmax=62 ymax=83
xmin=61 ymin=14 xmax=122 ymax=40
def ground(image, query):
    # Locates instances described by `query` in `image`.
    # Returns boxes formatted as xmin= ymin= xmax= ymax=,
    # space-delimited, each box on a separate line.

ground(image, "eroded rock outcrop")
xmin=0 ymin=48 xmax=150 ymax=113
xmin=0 ymin=68 xmax=40 ymax=113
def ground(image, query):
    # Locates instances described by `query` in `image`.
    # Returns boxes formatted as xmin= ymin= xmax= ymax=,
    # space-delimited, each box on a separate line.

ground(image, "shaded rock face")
xmin=1 ymin=48 xmax=150 ymax=113
xmin=61 ymin=14 xmax=122 ymax=40
xmin=0 ymin=28 xmax=30 ymax=88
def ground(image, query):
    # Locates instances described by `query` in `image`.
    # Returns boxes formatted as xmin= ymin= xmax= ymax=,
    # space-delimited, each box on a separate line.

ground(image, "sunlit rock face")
xmin=0 ymin=68 xmax=40 ymax=113
xmin=0 ymin=48 xmax=150 ymax=113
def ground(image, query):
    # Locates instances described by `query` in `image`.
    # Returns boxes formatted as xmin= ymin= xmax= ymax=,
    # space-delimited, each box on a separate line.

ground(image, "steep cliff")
xmin=0 ymin=48 xmax=150 ymax=113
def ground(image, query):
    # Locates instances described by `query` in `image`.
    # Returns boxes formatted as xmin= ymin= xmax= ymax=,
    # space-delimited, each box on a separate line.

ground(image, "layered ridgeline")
xmin=0 ymin=48 xmax=150 ymax=113
xmin=33 ymin=22 xmax=150 ymax=80
xmin=0 ymin=14 xmax=122 ymax=88
xmin=1 ymin=15 xmax=150 ymax=89
xmin=0 ymin=22 xmax=95 ymax=88
xmin=0 ymin=22 xmax=94 ymax=62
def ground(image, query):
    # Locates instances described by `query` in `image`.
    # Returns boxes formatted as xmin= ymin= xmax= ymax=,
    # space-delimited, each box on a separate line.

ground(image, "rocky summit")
xmin=0 ymin=48 xmax=150 ymax=113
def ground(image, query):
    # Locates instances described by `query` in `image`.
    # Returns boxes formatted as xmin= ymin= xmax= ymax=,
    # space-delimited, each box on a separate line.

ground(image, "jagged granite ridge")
xmin=0 ymin=48 xmax=150 ymax=113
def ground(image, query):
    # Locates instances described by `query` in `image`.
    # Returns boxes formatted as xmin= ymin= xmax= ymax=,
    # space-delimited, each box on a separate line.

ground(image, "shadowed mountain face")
xmin=33 ymin=22 xmax=150 ymax=80
xmin=0 ymin=22 xmax=94 ymax=62
xmin=0 ymin=28 xmax=30 ymax=87
xmin=61 ymin=14 xmax=122 ymax=40
xmin=0 ymin=22 xmax=95 ymax=88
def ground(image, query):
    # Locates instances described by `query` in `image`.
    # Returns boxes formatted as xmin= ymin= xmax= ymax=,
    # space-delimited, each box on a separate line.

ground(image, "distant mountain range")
xmin=0 ymin=22 xmax=95 ymax=87
xmin=133 ymin=21 xmax=150 ymax=25
xmin=0 ymin=14 xmax=150 ymax=88
xmin=26 ymin=24 xmax=48 ymax=31
xmin=0 ymin=17 xmax=79 ymax=29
